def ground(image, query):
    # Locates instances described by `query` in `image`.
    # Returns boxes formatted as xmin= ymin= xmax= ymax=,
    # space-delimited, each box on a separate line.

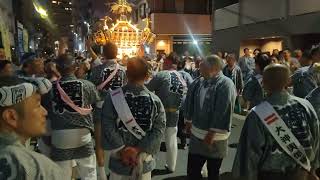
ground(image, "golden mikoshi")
xmin=91 ymin=0 xmax=155 ymax=57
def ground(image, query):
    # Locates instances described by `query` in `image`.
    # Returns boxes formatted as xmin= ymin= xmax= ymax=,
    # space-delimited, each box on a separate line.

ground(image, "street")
xmin=151 ymin=115 xmax=246 ymax=180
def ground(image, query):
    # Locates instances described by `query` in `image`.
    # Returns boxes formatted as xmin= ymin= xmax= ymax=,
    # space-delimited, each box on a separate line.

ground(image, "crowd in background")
xmin=0 ymin=41 xmax=319 ymax=180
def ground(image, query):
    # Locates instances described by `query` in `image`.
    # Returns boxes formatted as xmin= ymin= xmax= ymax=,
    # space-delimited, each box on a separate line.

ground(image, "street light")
xmin=33 ymin=2 xmax=48 ymax=19
xmin=193 ymin=40 xmax=198 ymax=45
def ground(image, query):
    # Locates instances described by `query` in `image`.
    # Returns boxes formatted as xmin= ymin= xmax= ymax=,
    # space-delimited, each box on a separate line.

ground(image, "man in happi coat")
xmin=292 ymin=46 xmax=320 ymax=98
xmin=89 ymin=42 xmax=127 ymax=176
xmin=306 ymin=62 xmax=320 ymax=122
xmin=243 ymin=54 xmax=272 ymax=109
xmin=16 ymin=52 xmax=45 ymax=77
xmin=184 ymin=55 xmax=236 ymax=180
xmin=177 ymin=58 xmax=193 ymax=149
xmin=238 ymin=48 xmax=255 ymax=83
xmin=233 ymin=64 xmax=320 ymax=180
xmin=0 ymin=76 xmax=65 ymax=179
xmin=146 ymin=52 xmax=187 ymax=173
xmin=101 ymin=58 xmax=166 ymax=180
xmin=223 ymin=53 xmax=243 ymax=94
xmin=223 ymin=53 xmax=243 ymax=113
xmin=48 ymin=54 xmax=100 ymax=179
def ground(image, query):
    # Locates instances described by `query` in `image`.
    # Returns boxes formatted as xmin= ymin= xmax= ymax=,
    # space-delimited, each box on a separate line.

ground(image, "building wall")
xmin=239 ymin=38 xmax=282 ymax=56
xmin=289 ymin=0 xmax=320 ymax=16
xmin=134 ymin=0 xmax=212 ymax=55
xmin=151 ymin=13 xmax=212 ymax=35
xmin=212 ymin=0 xmax=320 ymax=55
xmin=155 ymin=35 xmax=172 ymax=54
xmin=214 ymin=0 xmax=320 ymax=31
xmin=261 ymin=39 xmax=283 ymax=54
xmin=214 ymin=3 xmax=239 ymax=30
xmin=241 ymin=0 xmax=286 ymax=25
xmin=0 ymin=0 xmax=14 ymax=60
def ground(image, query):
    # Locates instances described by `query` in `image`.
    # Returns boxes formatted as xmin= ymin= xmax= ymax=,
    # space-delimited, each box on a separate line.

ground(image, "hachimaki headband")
xmin=0 ymin=77 xmax=52 ymax=107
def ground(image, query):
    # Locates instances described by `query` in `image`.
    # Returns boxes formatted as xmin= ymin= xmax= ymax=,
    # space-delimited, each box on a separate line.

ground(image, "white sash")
xmin=171 ymin=70 xmax=187 ymax=88
xmin=97 ymin=64 xmax=119 ymax=90
xmin=191 ymin=126 xmax=230 ymax=141
xmin=253 ymin=101 xmax=311 ymax=172
xmin=110 ymin=88 xmax=146 ymax=140
xmin=51 ymin=128 xmax=91 ymax=149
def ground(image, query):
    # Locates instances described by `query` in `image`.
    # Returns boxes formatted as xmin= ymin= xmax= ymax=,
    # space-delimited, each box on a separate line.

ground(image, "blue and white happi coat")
xmin=233 ymin=91 xmax=320 ymax=180
xmin=184 ymin=72 xmax=236 ymax=158
xmin=89 ymin=60 xmax=127 ymax=121
xmin=292 ymin=64 xmax=319 ymax=98
xmin=146 ymin=70 xmax=186 ymax=127
xmin=0 ymin=133 xmax=64 ymax=179
xmin=101 ymin=84 xmax=166 ymax=176
xmin=243 ymin=73 xmax=264 ymax=109
xmin=306 ymin=87 xmax=320 ymax=119
xmin=89 ymin=60 xmax=127 ymax=99
xmin=48 ymin=75 xmax=100 ymax=161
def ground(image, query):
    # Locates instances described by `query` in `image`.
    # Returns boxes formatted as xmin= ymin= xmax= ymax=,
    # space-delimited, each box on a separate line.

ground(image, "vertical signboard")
xmin=17 ymin=22 xmax=24 ymax=62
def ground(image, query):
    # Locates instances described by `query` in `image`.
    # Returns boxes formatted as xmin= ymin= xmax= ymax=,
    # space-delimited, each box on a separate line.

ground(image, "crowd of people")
xmin=0 ymin=41 xmax=319 ymax=180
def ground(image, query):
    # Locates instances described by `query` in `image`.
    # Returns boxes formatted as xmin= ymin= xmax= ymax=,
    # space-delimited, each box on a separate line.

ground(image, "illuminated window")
xmin=69 ymin=2 xmax=72 ymax=5
xmin=52 ymin=0 xmax=57 ymax=3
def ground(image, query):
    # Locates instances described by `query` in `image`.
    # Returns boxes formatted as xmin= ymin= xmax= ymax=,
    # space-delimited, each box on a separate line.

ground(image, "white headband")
xmin=0 ymin=77 xmax=52 ymax=107
xmin=0 ymin=83 xmax=35 ymax=107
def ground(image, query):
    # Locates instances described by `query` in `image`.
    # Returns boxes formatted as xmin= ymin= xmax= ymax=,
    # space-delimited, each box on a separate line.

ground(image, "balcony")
xmin=150 ymin=13 xmax=212 ymax=35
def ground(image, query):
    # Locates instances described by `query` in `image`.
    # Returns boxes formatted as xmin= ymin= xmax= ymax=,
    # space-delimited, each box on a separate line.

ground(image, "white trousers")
xmin=165 ymin=127 xmax=178 ymax=171
xmin=109 ymin=171 xmax=151 ymax=180
xmin=55 ymin=154 xmax=97 ymax=180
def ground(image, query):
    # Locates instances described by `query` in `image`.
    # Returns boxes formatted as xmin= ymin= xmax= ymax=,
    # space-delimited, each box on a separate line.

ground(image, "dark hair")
xmin=253 ymin=48 xmax=261 ymax=53
xmin=302 ymin=50 xmax=312 ymax=59
xmin=55 ymin=54 xmax=76 ymax=75
xmin=21 ymin=52 xmax=37 ymax=64
xmin=0 ymin=60 xmax=12 ymax=72
xmin=103 ymin=42 xmax=118 ymax=59
xmin=243 ymin=48 xmax=249 ymax=53
xmin=226 ymin=53 xmax=236 ymax=60
xmin=126 ymin=57 xmax=150 ymax=82
xmin=167 ymin=52 xmax=180 ymax=65
xmin=255 ymin=54 xmax=272 ymax=71
xmin=177 ymin=59 xmax=186 ymax=70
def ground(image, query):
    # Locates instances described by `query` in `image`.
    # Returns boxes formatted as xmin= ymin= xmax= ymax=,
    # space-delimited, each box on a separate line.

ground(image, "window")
xmin=163 ymin=0 xmax=176 ymax=13
xmin=184 ymin=0 xmax=208 ymax=14
xmin=175 ymin=0 xmax=184 ymax=13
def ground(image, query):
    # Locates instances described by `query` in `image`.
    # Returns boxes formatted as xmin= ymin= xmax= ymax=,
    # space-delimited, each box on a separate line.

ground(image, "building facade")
xmin=0 ymin=0 xmax=15 ymax=60
xmin=212 ymin=0 xmax=320 ymax=56
xmin=134 ymin=0 xmax=213 ymax=57
xmin=72 ymin=0 xmax=93 ymax=53
xmin=50 ymin=0 xmax=73 ymax=53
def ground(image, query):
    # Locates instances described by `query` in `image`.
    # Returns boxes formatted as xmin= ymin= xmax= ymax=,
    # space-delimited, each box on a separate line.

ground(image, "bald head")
xmin=263 ymin=64 xmax=290 ymax=93
xmin=203 ymin=55 xmax=223 ymax=70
